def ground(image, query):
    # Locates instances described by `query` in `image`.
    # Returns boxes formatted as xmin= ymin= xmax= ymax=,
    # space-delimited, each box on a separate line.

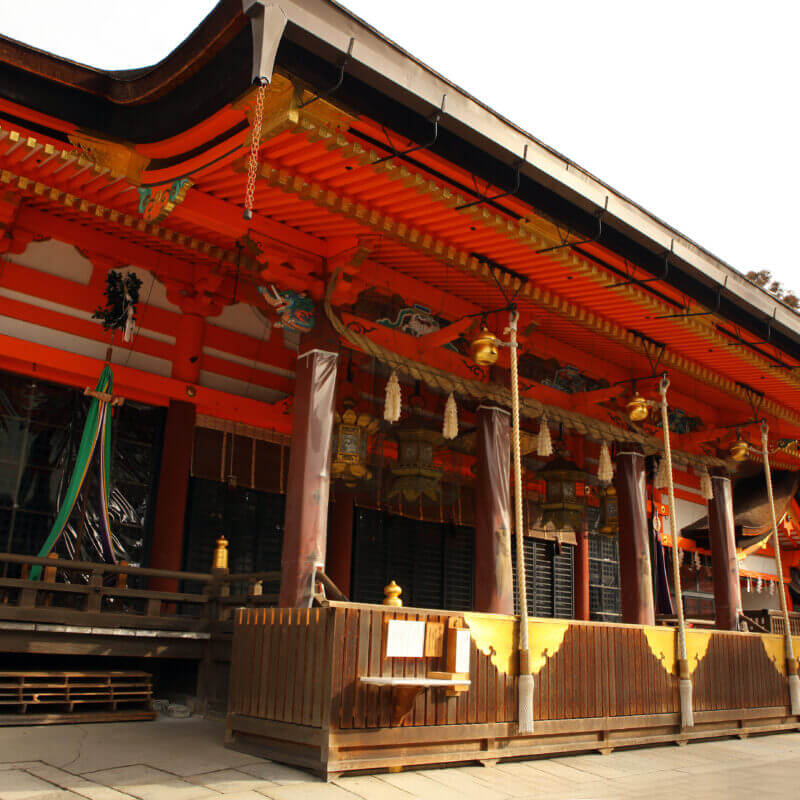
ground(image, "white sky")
xmin=1 ymin=0 xmax=797 ymax=288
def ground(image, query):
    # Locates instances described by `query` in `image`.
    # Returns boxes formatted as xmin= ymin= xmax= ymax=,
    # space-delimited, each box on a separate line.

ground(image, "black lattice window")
xmin=351 ymin=507 xmax=474 ymax=610
xmin=181 ymin=477 xmax=285 ymax=593
xmin=512 ymin=537 xmax=574 ymax=619
xmin=589 ymin=534 xmax=621 ymax=622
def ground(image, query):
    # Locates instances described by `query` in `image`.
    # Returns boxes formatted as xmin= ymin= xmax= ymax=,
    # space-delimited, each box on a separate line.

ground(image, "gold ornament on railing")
xmin=212 ymin=535 xmax=229 ymax=571
xmin=383 ymin=580 xmax=403 ymax=606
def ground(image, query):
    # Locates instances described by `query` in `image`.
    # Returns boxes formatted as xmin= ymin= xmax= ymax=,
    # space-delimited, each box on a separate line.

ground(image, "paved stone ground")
xmin=2 ymin=718 xmax=800 ymax=799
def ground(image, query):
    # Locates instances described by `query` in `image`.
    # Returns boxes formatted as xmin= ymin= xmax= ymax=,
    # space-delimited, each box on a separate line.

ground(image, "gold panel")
xmin=644 ymin=627 xmax=712 ymax=676
xmin=68 ymin=132 xmax=150 ymax=184
xmin=463 ymin=613 xmax=569 ymax=676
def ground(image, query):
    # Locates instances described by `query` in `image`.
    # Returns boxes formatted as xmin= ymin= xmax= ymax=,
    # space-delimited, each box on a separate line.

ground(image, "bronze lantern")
xmin=599 ymin=485 xmax=619 ymax=535
xmin=331 ymin=396 xmax=380 ymax=488
xmin=388 ymin=427 xmax=444 ymax=502
xmin=469 ymin=324 xmax=500 ymax=366
xmin=626 ymin=392 xmax=649 ymax=422
xmin=533 ymin=456 xmax=592 ymax=537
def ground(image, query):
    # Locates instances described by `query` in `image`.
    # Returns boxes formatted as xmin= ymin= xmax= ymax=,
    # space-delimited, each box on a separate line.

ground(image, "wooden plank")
xmin=257 ymin=608 xmax=273 ymax=720
xmin=367 ymin=609 xmax=381 ymax=729
xmin=354 ymin=608 xmax=371 ymax=729
xmin=282 ymin=610 xmax=299 ymax=722
xmin=302 ymin=608 xmax=316 ymax=726
xmin=328 ymin=607 xmax=346 ymax=730
xmin=339 ymin=608 xmax=359 ymax=729
xmin=267 ymin=609 xmax=284 ymax=720
xmin=294 ymin=609 xmax=309 ymax=725
xmin=249 ymin=609 xmax=266 ymax=719
xmin=317 ymin=608 xmax=333 ymax=729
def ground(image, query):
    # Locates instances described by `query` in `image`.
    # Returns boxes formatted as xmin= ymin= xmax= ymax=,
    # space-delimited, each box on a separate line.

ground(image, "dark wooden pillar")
xmin=149 ymin=400 xmax=196 ymax=590
xmin=616 ymin=451 xmax=655 ymax=625
xmin=326 ymin=491 xmax=354 ymax=597
xmin=149 ymin=312 xmax=205 ymax=590
xmin=279 ymin=348 xmax=338 ymax=607
xmin=708 ymin=474 xmax=742 ymax=630
xmin=574 ymin=530 xmax=591 ymax=620
xmin=474 ymin=405 xmax=514 ymax=614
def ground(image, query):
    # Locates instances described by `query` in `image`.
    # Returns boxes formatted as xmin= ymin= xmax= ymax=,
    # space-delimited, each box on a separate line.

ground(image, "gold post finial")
xmin=212 ymin=535 xmax=229 ymax=571
xmin=383 ymin=580 xmax=403 ymax=606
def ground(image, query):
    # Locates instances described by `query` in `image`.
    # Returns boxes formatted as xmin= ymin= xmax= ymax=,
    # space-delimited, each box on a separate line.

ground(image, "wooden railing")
xmin=0 ymin=553 xmax=280 ymax=632
xmin=748 ymin=609 xmax=800 ymax=636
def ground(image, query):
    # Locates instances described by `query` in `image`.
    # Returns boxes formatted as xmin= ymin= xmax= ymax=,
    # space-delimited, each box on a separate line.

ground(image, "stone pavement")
xmin=2 ymin=718 xmax=800 ymax=799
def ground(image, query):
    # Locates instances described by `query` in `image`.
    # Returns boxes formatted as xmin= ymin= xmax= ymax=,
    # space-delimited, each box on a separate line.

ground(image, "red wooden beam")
xmin=0 ymin=332 xmax=293 ymax=433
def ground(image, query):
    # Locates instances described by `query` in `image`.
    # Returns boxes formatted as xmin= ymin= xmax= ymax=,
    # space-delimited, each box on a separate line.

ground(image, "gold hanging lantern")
xmin=469 ymin=323 xmax=500 ymax=366
xmin=626 ymin=391 xmax=649 ymax=422
xmin=331 ymin=395 xmax=380 ymax=488
xmin=729 ymin=434 xmax=750 ymax=462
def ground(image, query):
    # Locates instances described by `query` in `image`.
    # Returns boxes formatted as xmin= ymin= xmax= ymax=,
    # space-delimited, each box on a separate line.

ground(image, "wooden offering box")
xmin=226 ymin=602 xmax=800 ymax=779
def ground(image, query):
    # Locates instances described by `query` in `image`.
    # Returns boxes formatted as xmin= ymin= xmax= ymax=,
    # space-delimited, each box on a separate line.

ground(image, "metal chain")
xmin=243 ymin=81 xmax=267 ymax=220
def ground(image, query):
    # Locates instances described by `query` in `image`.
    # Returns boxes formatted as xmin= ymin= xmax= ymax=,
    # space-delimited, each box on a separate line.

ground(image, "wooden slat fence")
xmin=230 ymin=603 xmax=794 ymax=732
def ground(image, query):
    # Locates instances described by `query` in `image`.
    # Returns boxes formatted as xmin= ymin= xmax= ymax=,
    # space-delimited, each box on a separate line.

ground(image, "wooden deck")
xmin=226 ymin=602 xmax=800 ymax=778
xmin=0 ymin=552 xmax=282 ymax=713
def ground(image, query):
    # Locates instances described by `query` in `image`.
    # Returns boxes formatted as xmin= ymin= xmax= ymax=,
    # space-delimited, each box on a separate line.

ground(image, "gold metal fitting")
xmin=626 ymin=392 xmax=649 ymax=422
xmin=469 ymin=324 xmax=500 ymax=366
xmin=383 ymin=580 xmax=403 ymax=606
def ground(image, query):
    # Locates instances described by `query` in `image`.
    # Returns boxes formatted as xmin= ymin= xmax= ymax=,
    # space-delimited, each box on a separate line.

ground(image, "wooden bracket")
xmin=390 ymin=685 xmax=425 ymax=726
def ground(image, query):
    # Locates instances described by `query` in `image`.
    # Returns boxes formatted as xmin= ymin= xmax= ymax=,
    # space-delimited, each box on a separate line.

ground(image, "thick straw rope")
xmin=659 ymin=375 xmax=693 ymax=728
xmin=760 ymin=421 xmax=800 ymax=714
xmin=323 ymin=269 xmax=724 ymax=469
xmin=508 ymin=311 xmax=534 ymax=734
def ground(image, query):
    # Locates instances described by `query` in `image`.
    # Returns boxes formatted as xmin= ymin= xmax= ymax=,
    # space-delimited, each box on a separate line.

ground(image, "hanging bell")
xmin=626 ymin=392 xmax=649 ymax=422
xmin=469 ymin=324 xmax=500 ymax=366
xmin=729 ymin=437 xmax=750 ymax=462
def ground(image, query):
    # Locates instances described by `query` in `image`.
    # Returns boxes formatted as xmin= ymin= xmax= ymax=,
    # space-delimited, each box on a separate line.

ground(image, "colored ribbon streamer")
xmin=30 ymin=365 xmax=117 ymax=580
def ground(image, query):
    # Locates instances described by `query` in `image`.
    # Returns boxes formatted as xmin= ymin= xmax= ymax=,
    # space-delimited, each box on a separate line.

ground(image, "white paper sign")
xmin=385 ymin=620 xmax=426 ymax=658
xmin=454 ymin=628 xmax=471 ymax=673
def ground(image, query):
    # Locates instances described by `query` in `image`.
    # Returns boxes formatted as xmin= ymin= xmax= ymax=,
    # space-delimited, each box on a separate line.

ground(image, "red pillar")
xmin=149 ymin=313 xmax=205 ymax=588
xmin=279 ymin=348 xmax=338 ymax=607
xmin=171 ymin=313 xmax=204 ymax=384
xmin=616 ymin=451 xmax=655 ymax=625
xmin=708 ymin=474 xmax=742 ymax=630
xmin=574 ymin=531 xmax=591 ymax=620
xmin=474 ymin=405 xmax=514 ymax=614
xmin=326 ymin=491 xmax=354 ymax=597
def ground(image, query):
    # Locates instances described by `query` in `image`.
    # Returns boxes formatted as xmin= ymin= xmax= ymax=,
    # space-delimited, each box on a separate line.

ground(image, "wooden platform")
xmin=0 ymin=671 xmax=156 ymax=725
xmin=225 ymin=603 xmax=800 ymax=778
